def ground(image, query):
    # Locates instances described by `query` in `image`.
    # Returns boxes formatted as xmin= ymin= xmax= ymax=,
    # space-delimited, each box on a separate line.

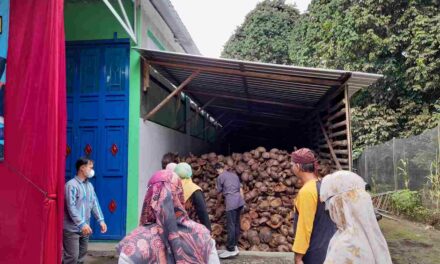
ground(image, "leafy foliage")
xmin=288 ymin=0 xmax=440 ymax=155
xmin=221 ymin=0 xmax=300 ymax=64
xmin=391 ymin=189 xmax=422 ymax=216
xmin=221 ymin=0 xmax=440 ymax=157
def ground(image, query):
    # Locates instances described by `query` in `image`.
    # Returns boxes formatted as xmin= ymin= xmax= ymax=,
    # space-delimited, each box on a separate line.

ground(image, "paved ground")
xmin=86 ymin=252 xmax=293 ymax=264
xmin=85 ymin=217 xmax=440 ymax=264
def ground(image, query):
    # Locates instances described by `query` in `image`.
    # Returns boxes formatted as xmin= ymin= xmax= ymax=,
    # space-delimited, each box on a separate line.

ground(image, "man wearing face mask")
xmin=63 ymin=157 xmax=107 ymax=264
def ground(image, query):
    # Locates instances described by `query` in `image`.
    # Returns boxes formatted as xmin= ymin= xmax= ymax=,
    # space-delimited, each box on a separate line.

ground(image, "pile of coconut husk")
xmin=182 ymin=147 xmax=302 ymax=252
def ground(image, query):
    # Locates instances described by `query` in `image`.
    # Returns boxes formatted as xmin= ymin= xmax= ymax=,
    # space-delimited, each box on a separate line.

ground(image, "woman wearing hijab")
xmin=320 ymin=170 xmax=392 ymax=264
xmin=117 ymin=170 xmax=220 ymax=264
xmin=174 ymin=162 xmax=212 ymax=232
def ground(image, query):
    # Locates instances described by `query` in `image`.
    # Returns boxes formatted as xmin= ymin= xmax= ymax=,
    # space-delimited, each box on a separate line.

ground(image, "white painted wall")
xmin=137 ymin=119 xmax=211 ymax=214
xmin=140 ymin=0 xmax=186 ymax=52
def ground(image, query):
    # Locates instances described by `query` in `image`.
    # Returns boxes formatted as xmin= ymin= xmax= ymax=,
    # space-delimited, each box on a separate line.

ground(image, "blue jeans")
xmin=226 ymin=206 xmax=243 ymax=251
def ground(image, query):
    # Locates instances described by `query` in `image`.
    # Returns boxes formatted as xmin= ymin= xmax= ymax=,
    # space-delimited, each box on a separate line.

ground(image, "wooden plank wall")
xmin=307 ymin=85 xmax=352 ymax=171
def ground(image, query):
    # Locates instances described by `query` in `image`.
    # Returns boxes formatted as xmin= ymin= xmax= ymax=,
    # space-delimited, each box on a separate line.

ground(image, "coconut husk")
xmin=208 ymin=189 xmax=217 ymax=198
xmin=286 ymin=187 xmax=296 ymax=195
xmin=241 ymin=171 xmax=251 ymax=182
xmin=212 ymin=224 xmax=223 ymax=237
xmin=247 ymin=230 xmax=260 ymax=246
xmin=270 ymin=198 xmax=282 ymax=208
xmin=274 ymin=234 xmax=287 ymax=246
xmin=181 ymin=147 xmax=299 ymax=252
xmin=239 ymin=239 xmax=251 ymax=250
xmin=249 ymin=210 xmax=259 ymax=219
xmin=270 ymin=148 xmax=279 ymax=154
xmin=280 ymin=225 xmax=290 ymax=236
xmin=249 ymin=245 xmax=260 ymax=251
xmin=258 ymin=200 xmax=270 ymax=211
xmin=269 ymin=153 xmax=278 ymax=160
xmin=274 ymin=183 xmax=287 ymax=193
xmin=243 ymin=152 xmax=252 ymax=162
xmin=267 ymin=214 xmax=283 ymax=229
xmin=256 ymin=147 xmax=266 ymax=153
xmin=277 ymin=244 xmax=290 ymax=252
xmin=259 ymin=227 xmax=273 ymax=243
xmin=226 ymin=157 xmax=234 ymax=167
xmin=240 ymin=217 xmax=252 ymax=231
xmin=258 ymin=216 xmax=270 ymax=225
xmin=277 ymin=155 xmax=286 ymax=162
xmin=259 ymin=244 xmax=271 ymax=252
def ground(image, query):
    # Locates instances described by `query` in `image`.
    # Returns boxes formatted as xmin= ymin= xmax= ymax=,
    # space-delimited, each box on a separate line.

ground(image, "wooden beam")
xmin=329 ymin=130 xmax=347 ymax=138
xmin=330 ymin=120 xmax=347 ymax=130
xmin=142 ymin=58 xmax=150 ymax=92
xmin=320 ymin=140 xmax=348 ymax=148
xmin=344 ymin=85 xmax=353 ymax=170
xmin=148 ymin=60 xmax=342 ymax=86
xmin=328 ymin=109 xmax=346 ymax=122
xmin=329 ymin=99 xmax=345 ymax=114
xmin=143 ymin=71 xmax=200 ymax=121
xmin=319 ymin=119 xmax=342 ymax=170
xmin=187 ymin=89 xmax=314 ymax=110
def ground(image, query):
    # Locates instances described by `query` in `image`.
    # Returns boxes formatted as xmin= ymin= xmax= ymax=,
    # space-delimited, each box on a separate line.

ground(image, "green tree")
xmin=221 ymin=0 xmax=300 ymax=64
xmin=288 ymin=0 xmax=440 ymax=157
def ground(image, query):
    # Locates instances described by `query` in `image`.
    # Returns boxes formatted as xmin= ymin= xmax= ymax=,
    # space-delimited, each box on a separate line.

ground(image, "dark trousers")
xmin=63 ymin=230 xmax=89 ymax=264
xmin=226 ymin=206 xmax=243 ymax=251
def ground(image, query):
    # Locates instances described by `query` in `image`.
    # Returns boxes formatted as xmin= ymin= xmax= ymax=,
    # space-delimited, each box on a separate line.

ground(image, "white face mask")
xmin=87 ymin=169 xmax=95 ymax=178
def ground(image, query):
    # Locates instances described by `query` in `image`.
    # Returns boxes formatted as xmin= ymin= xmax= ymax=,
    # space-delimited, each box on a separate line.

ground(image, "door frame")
xmin=65 ymin=38 xmax=130 ymax=240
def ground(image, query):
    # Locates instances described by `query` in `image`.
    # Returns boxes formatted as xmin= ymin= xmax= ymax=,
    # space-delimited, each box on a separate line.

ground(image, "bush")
xmin=391 ymin=189 xmax=440 ymax=229
xmin=391 ymin=189 xmax=422 ymax=215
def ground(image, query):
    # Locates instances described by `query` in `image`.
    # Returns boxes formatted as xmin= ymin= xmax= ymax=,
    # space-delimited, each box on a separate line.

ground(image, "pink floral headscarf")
xmin=117 ymin=170 xmax=212 ymax=264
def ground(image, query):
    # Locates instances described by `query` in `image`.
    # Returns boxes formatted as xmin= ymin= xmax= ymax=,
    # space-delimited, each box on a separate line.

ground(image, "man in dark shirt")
xmin=215 ymin=163 xmax=245 ymax=259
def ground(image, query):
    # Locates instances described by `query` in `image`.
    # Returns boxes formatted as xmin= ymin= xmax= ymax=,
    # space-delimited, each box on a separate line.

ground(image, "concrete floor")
xmin=86 ymin=243 xmax=294 ymax=264
xmin=85 ymin=218 xmax=440 ymax=264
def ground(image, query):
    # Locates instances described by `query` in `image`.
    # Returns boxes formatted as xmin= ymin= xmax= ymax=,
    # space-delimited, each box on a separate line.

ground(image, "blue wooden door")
xmin=65 ymin=41 xmax=129 ymax=240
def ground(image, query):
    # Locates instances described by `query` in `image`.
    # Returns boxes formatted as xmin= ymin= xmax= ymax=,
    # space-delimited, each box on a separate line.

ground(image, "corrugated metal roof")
xmin=137 ymin=49 xmax=382 ymax=127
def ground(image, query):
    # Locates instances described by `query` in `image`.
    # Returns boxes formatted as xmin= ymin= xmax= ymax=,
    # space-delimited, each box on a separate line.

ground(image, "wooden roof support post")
xmin=142 ymin=58 xmax=150 ymax=92
xmin=319 ymin=118 xmax=342 ymax=170
xmin=344 ymin=85 xmax=353 ymax=171
xmin=143 ymin=70 xmax=200 ymax=121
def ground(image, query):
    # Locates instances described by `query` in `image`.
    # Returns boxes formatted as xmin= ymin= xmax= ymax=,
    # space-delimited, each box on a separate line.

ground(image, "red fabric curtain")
xmin=0 ymin=0 xmax=66 ymax=263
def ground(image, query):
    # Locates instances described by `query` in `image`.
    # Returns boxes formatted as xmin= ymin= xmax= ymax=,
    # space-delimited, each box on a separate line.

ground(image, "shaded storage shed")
xmin=138 ymin=49 xmax=382 ymax=171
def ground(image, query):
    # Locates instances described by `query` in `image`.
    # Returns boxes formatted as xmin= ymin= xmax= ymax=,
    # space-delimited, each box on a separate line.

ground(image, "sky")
xmin=170 ymin=0 xmax=312 ymax=58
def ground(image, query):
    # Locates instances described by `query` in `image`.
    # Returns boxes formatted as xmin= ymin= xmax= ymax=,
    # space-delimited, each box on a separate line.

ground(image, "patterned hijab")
xmin=320 ymin=171 xmax=392 ymax=264
xmin=117 ymin=170 xmax=212 ymax=264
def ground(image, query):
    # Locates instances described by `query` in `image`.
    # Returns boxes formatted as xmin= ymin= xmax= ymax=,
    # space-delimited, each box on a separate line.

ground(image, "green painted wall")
xmin=127 ymin=49 xmax=140 ymax=232
xmin=64 ymin=1 xmax=139 ymax=233
xmin=65 ymin=1 xmax=133 ymax=41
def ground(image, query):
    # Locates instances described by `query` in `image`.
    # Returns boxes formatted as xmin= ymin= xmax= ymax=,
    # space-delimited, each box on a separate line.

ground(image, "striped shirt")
xmin=63 ymin=176 xmax=104 ymax=233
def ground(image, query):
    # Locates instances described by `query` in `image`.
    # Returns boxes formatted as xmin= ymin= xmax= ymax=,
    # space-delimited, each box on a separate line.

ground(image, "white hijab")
xmin=320 ymin=171 xmax=392 ymax=264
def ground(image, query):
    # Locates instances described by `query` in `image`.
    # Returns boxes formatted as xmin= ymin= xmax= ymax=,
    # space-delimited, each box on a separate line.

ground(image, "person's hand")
xmin=81 ymin=224 xmax=93 ymax=236
xmin=100 ymin=222 xmax=107 ymax=233
xmin=294 ymin=253 xmax=304 ymax=264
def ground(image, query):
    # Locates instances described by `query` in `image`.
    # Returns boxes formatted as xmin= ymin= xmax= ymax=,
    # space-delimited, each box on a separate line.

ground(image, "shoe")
xmin=235 ymin=246 xmax=240 ymax=255
xmin=218 ymin=248 xmax=239 ymax=259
